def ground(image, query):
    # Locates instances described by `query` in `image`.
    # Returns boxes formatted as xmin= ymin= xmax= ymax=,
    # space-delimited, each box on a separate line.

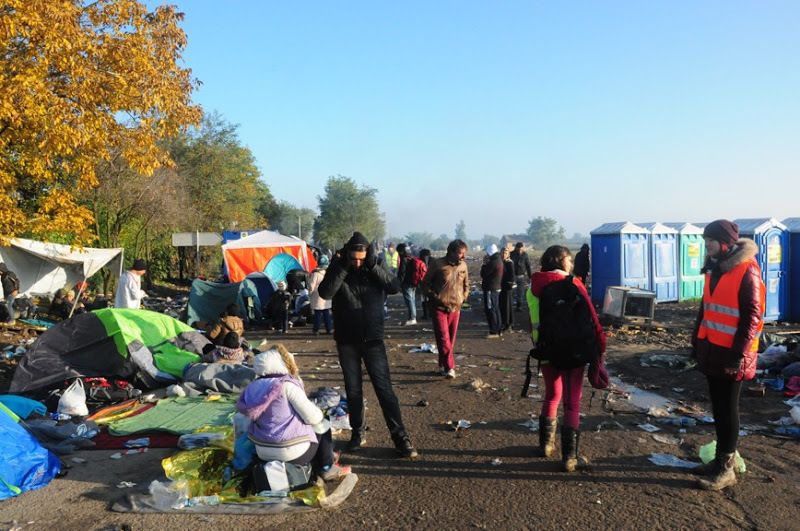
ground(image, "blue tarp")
xmin=186 ymin=278 xmax=265 ymax=326
xmin=264 ymin=253 xmax=303 ymax=284
xmin=0 ymin=403 xmax=61 ymax=500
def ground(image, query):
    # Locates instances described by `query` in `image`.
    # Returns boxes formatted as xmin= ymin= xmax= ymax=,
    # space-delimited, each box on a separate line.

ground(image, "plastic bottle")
xmin=658 ymin=416 xmax=697 ymax=427
xmin=50 ymin=412 xmax=72 ymax=421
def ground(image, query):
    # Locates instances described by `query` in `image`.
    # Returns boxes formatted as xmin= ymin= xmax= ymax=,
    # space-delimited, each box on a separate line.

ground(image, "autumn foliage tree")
xmin=0 ymin=0 xmax=200 ymax=244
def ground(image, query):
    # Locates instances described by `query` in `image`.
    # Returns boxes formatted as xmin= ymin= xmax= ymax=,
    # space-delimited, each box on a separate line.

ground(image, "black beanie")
xmin=132 ymin=258 xmax=148 ymax=271
xmin=346 ymin=232 xmax=370 ymax=250
xmin=703 ymin=220 xmax=739 ymax=246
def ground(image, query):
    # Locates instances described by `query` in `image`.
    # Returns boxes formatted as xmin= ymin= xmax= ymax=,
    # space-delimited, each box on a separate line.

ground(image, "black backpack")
xmin=536 ymin=275 xmax=598 ymax=369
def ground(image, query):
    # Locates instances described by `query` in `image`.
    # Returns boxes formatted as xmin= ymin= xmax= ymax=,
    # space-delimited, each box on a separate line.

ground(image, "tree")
xmin=403 ymin=232 xmax=434 ymax=249
xmin=481 ymin=234 xmax=499 ymax=248
xmin=269 ymin=201 xmax=316 ymax=242
xmin=314 ymin=175 xmax=385 ymax=249
xmin=430 ymin=233 xmax=450 ymax=251
xmin=526 ymin=216 xmax=566 ymax=248
xmin=454 ymin=220 xmax=467 ymax=241
xmin=0 ymin=0 xmax=201 ymax=244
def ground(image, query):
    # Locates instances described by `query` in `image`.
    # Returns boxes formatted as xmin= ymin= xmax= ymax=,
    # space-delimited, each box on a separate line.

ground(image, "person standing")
xmin=418 ymin=249 xmax=432 ymax=320
xmin=499 ymin=247 xmax=516 ymax=332
xmin=308 ymin=255 xmax=333 ymax=335
xmin=384 ymin=243 xmax=399 ymax=276
xmin=573 ymin=244 xmax=591 ymax=286
xmin=396 ymin=243 xmax=418 ymax=325
xmin=420 ymin=240 xmax=469 ymax=379
xmin=510 ymin=242 xmax=532 ymax=312
xmin=691 ymin=220 xmax=764 ymax=491
xmin=319 ymin=232 xmax=417 ymax=458
xmin=528 ymin=245 xmax=606 ymax=472
xmin=480 ymin=244 xmax=504 ymax=338
xmin=114 ymin=259 xmax=147 ymax=309
xmin=0 ymin=263 xmax=20 ymax=323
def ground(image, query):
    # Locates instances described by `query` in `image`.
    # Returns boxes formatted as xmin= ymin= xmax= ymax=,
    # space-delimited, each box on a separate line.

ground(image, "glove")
xmin=364 ymin=244 xmax=377 ymax=270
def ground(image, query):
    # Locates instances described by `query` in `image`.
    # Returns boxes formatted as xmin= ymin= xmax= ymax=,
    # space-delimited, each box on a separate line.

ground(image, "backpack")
xmin=410 ymin=257 xmax=428 ymax=287
xmin=535 ymin=275 xmax=598 ymax=369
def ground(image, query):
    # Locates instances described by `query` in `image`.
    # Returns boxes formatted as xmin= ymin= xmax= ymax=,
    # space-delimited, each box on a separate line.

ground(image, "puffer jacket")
xmin=318 ymin=257 xmax=400 ymax=344
xmin=692 ymin=239 xmax=763 ymax=381
xmin=480 ymin=253 xmax=504 ymax=291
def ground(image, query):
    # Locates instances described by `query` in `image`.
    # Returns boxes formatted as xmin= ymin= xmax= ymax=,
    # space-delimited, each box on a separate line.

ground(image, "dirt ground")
xmin=2 ymin=270 xmax=799 ymax=530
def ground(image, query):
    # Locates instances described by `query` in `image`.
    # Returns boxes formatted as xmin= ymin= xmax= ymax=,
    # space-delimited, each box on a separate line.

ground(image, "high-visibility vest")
xmin=697 ymin=259 xmax=765 ymax=352
xmin=385 ymin=249 xmax=399 ymax=269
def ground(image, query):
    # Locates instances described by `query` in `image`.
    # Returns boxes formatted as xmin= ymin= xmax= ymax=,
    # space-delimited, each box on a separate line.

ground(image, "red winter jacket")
xmin=530 ymin=270 xmax=607 ymax=356
xmin=692 ymin=239 xmax=764 ymax=381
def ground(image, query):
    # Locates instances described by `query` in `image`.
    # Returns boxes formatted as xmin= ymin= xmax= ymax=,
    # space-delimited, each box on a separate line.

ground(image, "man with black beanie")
xmin=319 ymin=231 xmax=418 ymax=458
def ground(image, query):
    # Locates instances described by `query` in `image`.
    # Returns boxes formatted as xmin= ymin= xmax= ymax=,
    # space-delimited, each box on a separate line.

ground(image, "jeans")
xmin=3 ymin=293 xmax=15 ymax=322
xmin=337 ymin=340 xmax=407 ymax=441
xmin=541 ymin=364 xmax=585 ymax=429
xmin=402 ymin=286 xmax=417 ymax=321
xmin=432 ymin=309 xmax=460 ymax=371
xmin=514 ymin=275 xmax=528 ymax=310
xmin=313 ymin=309 xmax=333 ymax=333
xmin=483 ymin=290 xmax=501 ymax=334
xmin=707 ymin=376 xmax=743 ymax=454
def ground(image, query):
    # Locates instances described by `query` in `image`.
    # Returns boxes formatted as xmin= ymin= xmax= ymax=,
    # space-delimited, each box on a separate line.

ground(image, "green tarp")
xmin=108 ymin=396 xmax=236 ymax=436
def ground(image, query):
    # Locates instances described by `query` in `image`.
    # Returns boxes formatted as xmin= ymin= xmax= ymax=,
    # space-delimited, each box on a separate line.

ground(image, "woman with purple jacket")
xmin=236 ymin=344 xmax=350 ymax=481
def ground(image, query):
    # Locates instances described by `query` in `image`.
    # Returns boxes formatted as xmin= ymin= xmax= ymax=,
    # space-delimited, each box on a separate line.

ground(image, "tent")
xmin=0 ymin=238 xmax=123 ymax=298
xmin=222 ymin=230 xmax=316 ymax=283
xmin=264 ymin=253 xmax=304 ymax=284
xmin=10 ymin=309 xmax=210 ymax=394
xmin=0 ymin=403 xmax=61 ymax=501
xmin=186 ymin=274 xmax=276 ymax=326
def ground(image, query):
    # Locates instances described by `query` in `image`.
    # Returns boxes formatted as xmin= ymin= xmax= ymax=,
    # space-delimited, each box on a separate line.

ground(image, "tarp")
xmin=10 ymin=309 xmax=209 ymax=393
xmin=186 ymin=277 xmax=270 ymax=326
xmin=222 ymin=230 xmax=316 ymax=283
xmin=0 ymin=238 xmax=123 ymax=297
xmin=107 ymin=396 xmax=236 ymax=436
xmin=0 ymin=402 xmax=61 ymax=501
xmin=263 ymin=253 xmax=304 ymax=284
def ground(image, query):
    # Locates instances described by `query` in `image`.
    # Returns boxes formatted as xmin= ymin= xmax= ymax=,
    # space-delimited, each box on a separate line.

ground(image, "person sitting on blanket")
xmin=202 ymin=331 xmax=250 ymax=364
xmin=206 ymin=303 xmax=245 ymax=344
xmin=236 ymin=343 xmax=350 ymax=482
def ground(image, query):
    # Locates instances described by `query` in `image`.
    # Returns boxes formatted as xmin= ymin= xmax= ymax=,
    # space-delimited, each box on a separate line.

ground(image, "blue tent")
xmin=0 ymin=403 xmax=61 ymax=501
xmin=245 ymin=272 xmax=277 ymax=307
xmin=264 ymin=253 xmax=304 ymax=284
xmin=186 ymin=278 xmax=267 ymax=326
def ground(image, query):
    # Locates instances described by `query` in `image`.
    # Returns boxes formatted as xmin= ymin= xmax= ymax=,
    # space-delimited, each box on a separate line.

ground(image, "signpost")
xmin=171 ymin=231 xmax=223 ymax=277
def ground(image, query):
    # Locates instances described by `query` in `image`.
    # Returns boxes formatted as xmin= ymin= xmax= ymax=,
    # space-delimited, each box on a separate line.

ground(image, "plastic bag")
xmin=698 ymin=440 xmax=746 ymax=473
xmin=58 ymin=379 xmax=89 ymax=417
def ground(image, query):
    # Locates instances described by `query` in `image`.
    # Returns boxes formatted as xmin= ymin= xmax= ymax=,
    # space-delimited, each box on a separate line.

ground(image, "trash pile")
xmin=309 ymin=386 xmax=351 ymax=431
xmin=142 ymin=295 xmax=188 ymax=319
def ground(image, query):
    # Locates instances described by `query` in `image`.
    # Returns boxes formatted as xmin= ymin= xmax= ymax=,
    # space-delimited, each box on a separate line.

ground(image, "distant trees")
xmin=314 ymin=175 xmax=385 ymax=250
xmin=268 ymin=201 xmax=316 ymax=242
xmin=454 ymin=220 xmax=467 ymax=241
xmin=403 ymin=232 xmax=434 ymax=249
xmin=526 ymin=216 xmax=566 ymax=248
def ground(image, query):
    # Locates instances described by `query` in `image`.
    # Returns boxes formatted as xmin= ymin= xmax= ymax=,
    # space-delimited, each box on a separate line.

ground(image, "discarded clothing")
xmin=182 ymin=363 xmax=257 ymax=396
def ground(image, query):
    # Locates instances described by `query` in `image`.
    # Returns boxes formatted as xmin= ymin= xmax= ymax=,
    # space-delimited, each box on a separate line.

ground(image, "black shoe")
xmin=346 ymin=432 xmax=366 ymax=452
xmin=395 ymin=437 xmax=418 ymax=459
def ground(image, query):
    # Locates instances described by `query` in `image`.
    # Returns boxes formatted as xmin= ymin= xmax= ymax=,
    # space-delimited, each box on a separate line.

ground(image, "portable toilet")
xmin=735 ymin=218 xmax=789 ymax=322
xmin=639 ymin=223 xmax=679 ymax=303
xmin=782 ymin=218 xmax=800 ymax=322
xmin=590 ymin=222 xmax=650 ymax=305
xmin=664 ymin=222 xmax=706 ymax=301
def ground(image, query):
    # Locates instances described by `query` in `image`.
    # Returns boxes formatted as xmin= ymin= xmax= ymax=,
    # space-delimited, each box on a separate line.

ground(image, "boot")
xmin=394 ymin=435 xmax=418 ymax=459
xmin=561 ymin=426 xmax=579 ymax=472
xmin=698 ymin=453 xmax=737 ymax=491
xmin=534 ymin=416 xmax=557 ymax=457
xmin=690 ymin=457 xmax=721 ymax=476
xmin=345 ymin=430 xmax=367 ymax=452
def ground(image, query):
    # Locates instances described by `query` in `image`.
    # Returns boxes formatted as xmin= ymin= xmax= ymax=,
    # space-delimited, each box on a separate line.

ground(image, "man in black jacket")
xmin=318 ymin=232 xmax=418 ymax=458
xmin=480 ymin=244 xmax=504 ymax=338
xmin=0 ymin=263 xmax=20 ymax=323
xmin=510 ymin=242 xmax=532 ymax=312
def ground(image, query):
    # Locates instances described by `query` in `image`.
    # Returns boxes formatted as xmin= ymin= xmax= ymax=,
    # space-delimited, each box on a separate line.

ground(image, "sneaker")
xmin=345 ymin=432 xmax=367 ymax=452
xmin=320 ymin=463 xmax=352 ymax=481
xmin=404 ymin=319 xmax=417 ymax=326
xmin=437 ymin=366 xmax=446 ymax=376
xmin=445 ymin=369 xmax=456 ymax=379
xmin=486 ymin=333 xmax=501 ymax=339
xmin=395 ymin=437 xmax=418 ymax=459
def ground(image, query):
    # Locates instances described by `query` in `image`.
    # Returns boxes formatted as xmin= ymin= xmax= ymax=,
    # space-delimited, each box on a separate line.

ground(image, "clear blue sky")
xmin=159 ymin=1 xmax=799 ymax=239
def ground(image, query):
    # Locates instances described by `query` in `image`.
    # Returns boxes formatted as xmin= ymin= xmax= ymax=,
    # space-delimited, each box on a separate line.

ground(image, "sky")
xmin=158 ymin=1 xmax=799 ymax=239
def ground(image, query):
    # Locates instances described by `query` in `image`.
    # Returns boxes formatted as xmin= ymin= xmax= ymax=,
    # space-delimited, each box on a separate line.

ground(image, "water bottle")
xmin=51 ymin=412 xmax=71 ymax=421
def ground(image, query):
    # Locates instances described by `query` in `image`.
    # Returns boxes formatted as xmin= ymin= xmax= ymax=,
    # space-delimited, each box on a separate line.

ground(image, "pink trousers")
xmin=541 ymin=364 xmax=585 ymax=429
xmin=432 ymin=309 xmax=460 ymax=371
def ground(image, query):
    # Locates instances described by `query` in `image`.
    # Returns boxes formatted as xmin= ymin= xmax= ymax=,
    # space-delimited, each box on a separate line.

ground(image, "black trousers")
xmin=290 ymin=429 xmax=334 ymax=470
xmin=707 ymin=376 xmax=743 ymax=455
xmin=499 ymin=289 xmax=514 ymax=329
xmin=337 ymin=340 xmax=407 ymax=441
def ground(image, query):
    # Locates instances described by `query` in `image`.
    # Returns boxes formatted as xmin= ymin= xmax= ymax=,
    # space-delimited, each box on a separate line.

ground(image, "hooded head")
xmin=253 ymin=342 xmax=298 ymax=377
xmin=485 ymin=243 xmax=498 ymax=256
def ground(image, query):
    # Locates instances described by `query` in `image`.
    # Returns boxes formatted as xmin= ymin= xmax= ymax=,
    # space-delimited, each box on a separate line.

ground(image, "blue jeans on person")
xmin=4 ymin=293 xmax=15 ymax=322
xmin=313 ymin=309 xmax=333 ymax=333
xmin=402 ymin=286 xmax=417 ymax=321
xmin=483 ymin=290 xmax=501 ymax=334
xmin=337 ymin=340 xmax=407 ymax=442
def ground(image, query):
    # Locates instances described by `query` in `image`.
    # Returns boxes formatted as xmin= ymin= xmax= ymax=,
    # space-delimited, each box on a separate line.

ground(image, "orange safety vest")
xmin=697 ymin=259 xmax=765 ymax=352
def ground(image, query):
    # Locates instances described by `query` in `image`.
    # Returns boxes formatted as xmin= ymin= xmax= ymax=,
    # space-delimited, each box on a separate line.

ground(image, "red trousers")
xmin=541 ymin=364 xmax=585 ymax=429
xmin=432 ymin=309 xmax=460 ymax=371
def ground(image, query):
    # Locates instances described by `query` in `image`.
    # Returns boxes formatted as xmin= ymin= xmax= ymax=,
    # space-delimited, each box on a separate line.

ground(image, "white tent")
xmin=0 ymin=238 xmax=124 ymax=298
xmin=221 ymin=230 xmax=316 ymax=282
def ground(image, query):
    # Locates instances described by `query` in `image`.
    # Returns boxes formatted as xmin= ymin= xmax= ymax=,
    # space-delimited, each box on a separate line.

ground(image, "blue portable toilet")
xmin=663 ymin=222 xmax=706 ymax=301
xmin=734 ymin=218 xmax=789 ymax=322
xmin=782 ymin=218 xmax=800 ymax=322
xmin=590 ymin=222 xmax=650 ymax=305
xmin=639 ymin=223 xmax=679 ymax=303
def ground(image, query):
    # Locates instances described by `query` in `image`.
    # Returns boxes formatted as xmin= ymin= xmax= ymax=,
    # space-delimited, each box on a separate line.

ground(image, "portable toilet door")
xmin=640 ymin=223 xmax=679 ymax=302
xmin=735 ymin=218 xmax=789 ymax=322
xmin=782 ymin=218 xmax=800 ymax=322
xmin=664 ymin=222 xmax=705 ymax=301
xmin=590 ymin=222 xmax=650 ymax=305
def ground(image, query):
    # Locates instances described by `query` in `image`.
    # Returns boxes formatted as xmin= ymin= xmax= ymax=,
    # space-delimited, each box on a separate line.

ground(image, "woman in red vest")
xmin=692 ymin=219 xmax=765 ymax=491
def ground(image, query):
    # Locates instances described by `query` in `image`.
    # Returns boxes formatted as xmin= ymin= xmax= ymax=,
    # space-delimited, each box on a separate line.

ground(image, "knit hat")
xmin=346 ymin=231 xmax=370 ymax=250
xmin=485 ymin=244 xmax=498 ymax=256
xmin=703 ymin=219 xmax=739 ymax=246
xmin=318 ymin=255 xmax=330 ymax=268
xmin=131 ymin=258 xmax=147 ymax=271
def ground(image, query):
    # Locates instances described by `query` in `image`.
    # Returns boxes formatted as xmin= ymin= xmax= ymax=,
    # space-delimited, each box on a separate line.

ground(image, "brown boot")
xmin=690 ymin=458 xmax=720 ymax=476
xmin=698 ymin=453 xmax=737 ymax=491
xmin=534 ymin=417 xmax=557 ymax=457
xmin=561 ymin=426 xmax=579 ymax=472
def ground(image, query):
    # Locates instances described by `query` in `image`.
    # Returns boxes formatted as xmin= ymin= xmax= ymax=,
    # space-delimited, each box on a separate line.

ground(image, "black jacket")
xmin=480 ymin=253 xmax=504 ymax=291
xmin=574 ymin=249 xmax=590 ymax=278
xmin=509 ymin=250 xmax=532 ymax=278
xmin=501 ymin=259 xmax=516 ymax=291
xmin=397 ymin=256 xmax=417 ymax=289
xmin=1 ymin=271 xmax=20 ymax=296
xmin=318 ymin=258 xmax=400 ymax=344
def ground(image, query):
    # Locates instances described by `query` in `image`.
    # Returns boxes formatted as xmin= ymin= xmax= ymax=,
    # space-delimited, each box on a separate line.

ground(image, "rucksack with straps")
xmin=534 ymin=275 xmax=598 ymax=370
xmin=410 ymin=257 xmax=428 ymax=287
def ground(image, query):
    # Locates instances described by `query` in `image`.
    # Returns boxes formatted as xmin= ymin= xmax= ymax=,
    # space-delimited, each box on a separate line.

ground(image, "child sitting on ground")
xmin=203 ymin=331 xmax=250 ymax=364
xmin=206 ymin=303 xmax=245 ymax=344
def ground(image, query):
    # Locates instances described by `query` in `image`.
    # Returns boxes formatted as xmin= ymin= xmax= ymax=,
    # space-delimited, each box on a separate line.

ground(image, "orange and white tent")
xmin=222 ymin=230 xmax=317 ymax=283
